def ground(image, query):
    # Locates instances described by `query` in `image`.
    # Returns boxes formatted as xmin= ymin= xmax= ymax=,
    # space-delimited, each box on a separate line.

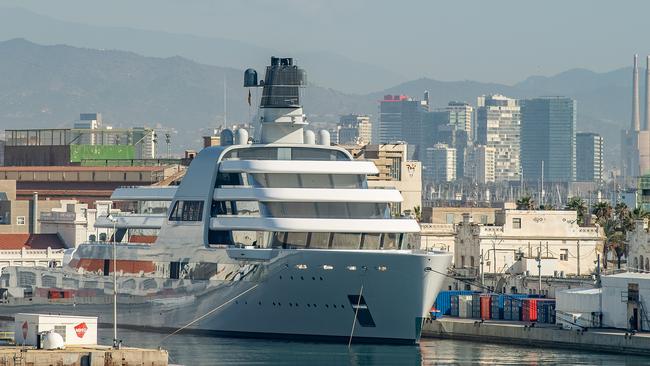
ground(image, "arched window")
xmin=646 ymin=258 xmax=649 ymax=272
xmin=89 ymin=234 xmax=96 ymax=242
xmin=641 ymin=255 xmax=645 ymax=272
xmin=634 ymin=257 xmax=639 ymax=271
xmin=99 ymin=233 xmax=107 ymax=242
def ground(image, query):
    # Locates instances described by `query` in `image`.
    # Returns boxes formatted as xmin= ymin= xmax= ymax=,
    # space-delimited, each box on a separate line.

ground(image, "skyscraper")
xmin=378 ymin=95 xmax=428 ymax=148
xmin=576 ymin=132 xmax=604 ymax=182
xmin=446 ymin=102 xmax=474 ymax=141
xmin=466 ymin=145 xmax=496 ymax=184
xmin=425 ymin=144 xmax=456 ymax=182
xmin=520 ymin=96 xmax=577 ymax=183
xmin=338 ymin=114 xmax=372 ymax=145
xmin=476 ymin=95 xmax=521 ymax=182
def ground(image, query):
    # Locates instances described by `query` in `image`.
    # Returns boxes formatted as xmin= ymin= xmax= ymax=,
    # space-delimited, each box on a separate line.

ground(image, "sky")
xmin=3 ymin=0 xmax=650 ymax=84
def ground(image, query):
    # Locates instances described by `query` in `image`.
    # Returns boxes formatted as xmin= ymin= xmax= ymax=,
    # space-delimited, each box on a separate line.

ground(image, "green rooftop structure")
xmin=4 ymin=127 xmax=155 ymax=166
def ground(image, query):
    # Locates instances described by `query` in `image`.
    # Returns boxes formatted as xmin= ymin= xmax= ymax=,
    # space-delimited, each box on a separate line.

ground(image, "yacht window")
xmin=213 ymin=200 xmax=260 ymax=217
xmin=403 ymin=232 xmax=420 ymax=250
xmin=309 ymin=232 xmax=331 ymax=248
xmin=264 ymin=202 xmax=388 ymax=219
xmin=224 ymin=147 xmax=349 ymax=161
xmin=267 ymin=173 xmax=300 ymax=188
xmin=331 ymin=175 xmax=364 ymax=188
xmin=271 ymin=232 xmax=308 ymax=248
xmin=215 ymin=173 xmax=241 ymax=187
xmin=286 ymin=232 xmax=308 ymax=248
xmin=209 ymin=230 xmax=232 ymax=245
xmin=292 ymin=148 xmax=348 ymax=161
xmin=361 ymin=233 xmax=381 ymax=250
xmin=211 ymin=201 xmax=235 ymax=216
xmin=382 ymin=233 xmax=399 ymax=250
xmin=169 ymin=201 xmax=204 ymax=221
xmin=248 ymin=173 xmax=268 ymax=187
xmin=331 ymin=233 xmax=361 ymax=249
xmin=248 ymin=173 xmax=364 ymax=189
xmin=300 ymin=174 xmax=330 ymax=188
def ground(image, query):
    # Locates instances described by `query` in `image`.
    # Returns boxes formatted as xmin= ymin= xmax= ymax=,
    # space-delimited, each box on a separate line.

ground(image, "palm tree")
xmin=631 ymin=207 xmax=650 ymax=220
xmin=601 ymin=218 xmax=626 ymax=269
xmin=592 ymin=201 xmax=613 ymax=224
xmin=614 ymin=202 xmax=633 ymax=232
xmin=516 ymin=195 xmax=535 ymax=210
xmin=413 ymin=206 xmax=422 ymax=222
xmin=566 ymin=196 xmax=587 ymax=225
xmin=539 ymin=203 xmax=556 ymax=210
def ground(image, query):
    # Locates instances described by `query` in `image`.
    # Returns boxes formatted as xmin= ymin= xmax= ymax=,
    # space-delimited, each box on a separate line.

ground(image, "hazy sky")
xmin=4 ymin=0 xmax=650 ymax=84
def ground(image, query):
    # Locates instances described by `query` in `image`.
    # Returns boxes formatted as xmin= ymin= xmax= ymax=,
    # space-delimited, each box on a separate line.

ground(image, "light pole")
xmin=107 ymin=214 xmax=118 ymax=347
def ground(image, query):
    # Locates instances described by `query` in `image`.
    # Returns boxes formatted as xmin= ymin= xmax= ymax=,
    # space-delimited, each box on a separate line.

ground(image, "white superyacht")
xmin=0 ymin=57 xmax=451 ymax=344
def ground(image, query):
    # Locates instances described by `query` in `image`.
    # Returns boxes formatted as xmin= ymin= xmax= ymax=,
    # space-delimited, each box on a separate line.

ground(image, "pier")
xmin=0 ymin=346 xmax=168 ymax=366
xmin=422 ymin=318 xmax=650 ymax=356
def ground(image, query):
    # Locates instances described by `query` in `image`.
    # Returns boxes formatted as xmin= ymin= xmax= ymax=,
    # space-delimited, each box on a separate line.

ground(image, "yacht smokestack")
xmin=633 ymin=54 xmax=641 ymax=131
xmin=645 ymin=55 xmax=650 ymax=130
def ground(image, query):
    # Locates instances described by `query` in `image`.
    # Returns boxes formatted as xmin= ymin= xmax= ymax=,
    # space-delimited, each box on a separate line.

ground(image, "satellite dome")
xmin=41 ymin=331 xmax=65 ymax=350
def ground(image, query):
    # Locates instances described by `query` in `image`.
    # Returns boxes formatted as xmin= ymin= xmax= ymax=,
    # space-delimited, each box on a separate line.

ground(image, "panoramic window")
xmin=169 ymin=200 xmax=204 ymax=221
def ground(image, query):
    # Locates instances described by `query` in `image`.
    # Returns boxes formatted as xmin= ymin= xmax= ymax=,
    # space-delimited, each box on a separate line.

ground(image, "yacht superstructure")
xmin=0 ymin=57 xmax=451 ymax=343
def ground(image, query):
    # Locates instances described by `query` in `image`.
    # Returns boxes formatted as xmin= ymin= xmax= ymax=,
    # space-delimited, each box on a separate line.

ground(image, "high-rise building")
xmin=621 ymin=54 xmax=650 ymax=180
xmin=378 ymin=95 xmax=428 ymax=148
xmin=425 ymin=144 xmax=456 ymax=182
xmin=520 ymin=96 xmax=577 ymax=183
xmin=337 ymin=114 xmax=372 ymax=145
xmin=421 ymin=111 xmax=450 ymax=148
xmin=73 ymin=113 xmax=102 ymax=145
xmin=131 ymin=127 xmax=157 ymax=159
xmin=576 ymin=132 xmax=604 ymax=182
xmin=466 ymin=145 xmax=496 ymax=184
xmin=476 ymin=95 xmax=521 ymax=182
xmin=446 ymin=102 xmax=474 ymax=141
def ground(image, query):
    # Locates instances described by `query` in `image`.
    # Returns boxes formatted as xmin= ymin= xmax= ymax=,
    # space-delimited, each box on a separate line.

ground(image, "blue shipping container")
xmin=472 ymin=293 xmax=482 ymax=318
xmin=493 ymin=294 xmax=530 ymax=320
xmin=450 ymin=295 xmax=459 ymax=317
xmin=433 ymin=290 xmax=477 ymax=317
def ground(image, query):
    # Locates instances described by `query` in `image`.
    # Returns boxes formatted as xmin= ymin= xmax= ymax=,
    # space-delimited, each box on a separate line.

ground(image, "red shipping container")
xmin=480 ymin=295 xmax=491 ymax=320
xmin=522 ymin=298 xmax=538 ymax=322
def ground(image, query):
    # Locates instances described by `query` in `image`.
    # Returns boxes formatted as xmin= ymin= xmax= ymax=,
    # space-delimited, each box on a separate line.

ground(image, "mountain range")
xmin=0 ymin=37 xmax=642 ymax=166
xmin=0 ymin=7 xmax=404 ymax=94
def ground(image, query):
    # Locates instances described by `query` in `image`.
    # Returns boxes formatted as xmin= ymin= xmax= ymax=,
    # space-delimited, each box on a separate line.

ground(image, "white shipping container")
xmin=556 ymin=288 xmax=601 ymax=313
xmin=14 ymin=313 xmax=98 ymax=347
xmin=458 ymin=295 xmax=473 ymax=318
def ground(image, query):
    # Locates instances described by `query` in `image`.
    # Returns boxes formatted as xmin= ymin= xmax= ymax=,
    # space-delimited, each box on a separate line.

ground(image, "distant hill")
xmin=0 ymin=7 xmax=404 ymax=94
xmin=0 ymin=38 xmax=641 ymax=166
xmin=0 ymin=38 xmax=371 ymax=151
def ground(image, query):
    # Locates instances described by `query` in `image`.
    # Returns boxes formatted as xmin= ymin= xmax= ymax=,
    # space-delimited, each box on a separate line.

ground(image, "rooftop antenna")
xmin=223 ymin=77 xmax=228 ymax=130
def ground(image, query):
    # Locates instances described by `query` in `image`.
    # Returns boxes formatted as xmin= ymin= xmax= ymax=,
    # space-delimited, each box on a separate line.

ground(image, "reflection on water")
xmin=2 ymin=321 xmax=647 ymax=366
xmin=96 ymin=327 xmax=650 ymax=366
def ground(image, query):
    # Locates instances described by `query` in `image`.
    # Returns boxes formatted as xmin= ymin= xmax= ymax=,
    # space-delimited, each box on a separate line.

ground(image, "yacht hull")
xmin=0 ymin=249 xmax=451 ymax=344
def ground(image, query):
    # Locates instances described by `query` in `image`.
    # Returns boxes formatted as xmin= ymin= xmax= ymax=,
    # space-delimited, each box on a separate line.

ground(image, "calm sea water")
xmin=2 ymin=320 xmax=647 ymax=365
xmin=95 ymin=327 xmax=650 ymax=366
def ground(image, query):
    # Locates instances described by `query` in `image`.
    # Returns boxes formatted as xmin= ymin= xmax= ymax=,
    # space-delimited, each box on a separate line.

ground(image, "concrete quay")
xmin=422 ymin=318 xmax=650 ymax=356
xmin=0 ymin=345 xmax=168 ymax=366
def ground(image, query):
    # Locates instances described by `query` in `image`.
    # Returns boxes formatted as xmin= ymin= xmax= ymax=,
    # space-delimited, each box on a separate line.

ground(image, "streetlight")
xmin=106 ymin=214 xmax=118 ymax=348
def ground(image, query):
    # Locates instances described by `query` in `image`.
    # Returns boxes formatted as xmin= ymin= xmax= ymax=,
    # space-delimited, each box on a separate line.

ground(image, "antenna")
xmin=223 ymin=77 xmax=227 ymax=130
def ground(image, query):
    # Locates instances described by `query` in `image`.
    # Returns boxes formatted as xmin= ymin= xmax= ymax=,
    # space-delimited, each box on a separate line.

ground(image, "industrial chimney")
xmin=633 ymin=54 xmax=641 ymax=131
xmin=646 ymin=55 xmax=650 ymax=131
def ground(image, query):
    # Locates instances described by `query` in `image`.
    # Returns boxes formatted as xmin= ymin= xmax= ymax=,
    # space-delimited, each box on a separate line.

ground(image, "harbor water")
xmin=2 ymin=321 xmax=649 ymax=365
xmin=97 ymin=327 xmax=650 ymax=365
